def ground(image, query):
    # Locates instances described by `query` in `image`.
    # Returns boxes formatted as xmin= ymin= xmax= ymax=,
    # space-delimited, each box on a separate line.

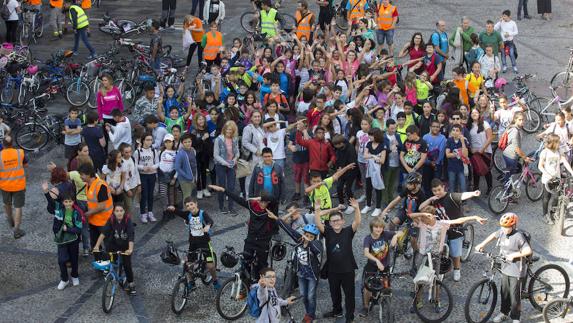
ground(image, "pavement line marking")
xmin=0 ymin=246 xmax=56 ymax=257
xmin=53 ymin=279 xmax=102 ymax=323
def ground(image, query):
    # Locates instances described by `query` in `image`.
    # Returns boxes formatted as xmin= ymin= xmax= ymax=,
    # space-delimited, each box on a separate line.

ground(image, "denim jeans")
xmin=298 ymin=276 xmax=318 ymax=318
xmin=448 ymin=170 xmax=466 ymax=192
xmin=502 ymin=155 xmax=520 ymax=183
xmin=73 ymin=28 xmax=96 ymax=56
xmin=216 ymin=164 xmax=236 ymax=211
xmin=139 ymin=173 xmax=157 ymax=214
xmin=517 ymin=0 xmax=529 ymax=18
xmin=501 ymin=41 xmax=517 ymax=68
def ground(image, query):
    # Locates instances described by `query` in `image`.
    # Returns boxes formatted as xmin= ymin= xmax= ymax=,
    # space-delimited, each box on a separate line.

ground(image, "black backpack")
xmin=1 ymin=0 xmax=11 ymax=21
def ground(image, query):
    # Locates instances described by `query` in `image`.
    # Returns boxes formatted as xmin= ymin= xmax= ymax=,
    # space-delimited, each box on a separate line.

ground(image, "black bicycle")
xmin=364 ymin=266 xmax=408 ymax=323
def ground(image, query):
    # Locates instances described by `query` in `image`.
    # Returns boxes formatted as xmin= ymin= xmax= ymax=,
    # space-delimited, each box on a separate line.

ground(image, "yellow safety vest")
xmin=69 ymin=5 xmax=89 ymax=30
xmin=260 ymin=8 xmax=278 ymax=38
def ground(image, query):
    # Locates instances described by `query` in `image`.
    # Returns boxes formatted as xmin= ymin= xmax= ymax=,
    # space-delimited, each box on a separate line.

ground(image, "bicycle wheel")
xmin=15 ymin=123 xmax=49 ymax=151
xmin=461 ymin=223 xmax=474 ymax=263
xmin=550 ymin=71 xmax=573 ymax=103
xmin=19 ymin=23 xmax=29 ymax=46
xmin=115 ymin=79 xmax=135 ymax=108
xmin=240 ymin=11 xmax=258 ymax=33
xmin=528 ymin=264 xmax=571 ymax=311
xmin=99 ymin=25 xmax=122 ymax=35
xmin=34 ymin=14 xmax=44 ymax=38
xmin=492 ymin=146 xmax=506 ymax=173
xmin=464 ymin=279 xmax=497 ymax=323
xmin=522 ymin=108 xmax=541 ymax=133
xmin=65 ymin=80 xmax=90 ymax=107
xmin=280 ymin=264 xmax=296 ymax=298
xmin=413 ymin=280 xmax=453 ymax=323
xmin=171 ymin=277 xmax=189 ymax=315
xmin=102 ymin=277 xmax=117 ymax=313
xmin=88 ymin=78 xmax=100 ymax=109
xmin=542 ymin=298 xmax=571 ymax=322
xmin=488 ymin=185 xmax=510 ymax=214
xmin=529 ymin=96 xmax=549 ymax=112
xmin=525 ymin=172 xmax=543 ymax=202
xmin=215 ymin=277 xmax=249 ymax=320
xmin=379 ymin=297 xmax=394 ymax=323
xmin=558 ymin=197 xmax=568 ymax=236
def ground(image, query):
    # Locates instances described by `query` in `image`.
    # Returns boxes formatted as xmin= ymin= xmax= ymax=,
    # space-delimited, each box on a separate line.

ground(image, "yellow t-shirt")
xmin=415 ymin=79 xmax=430 ymax=100
xmin=465 ymin=73 xmax=484 ymax=98
xmin=310 ymin=177 xmax=333 ymax=221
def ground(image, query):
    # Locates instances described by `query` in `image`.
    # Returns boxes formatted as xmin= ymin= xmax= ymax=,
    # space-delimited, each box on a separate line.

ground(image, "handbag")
xmin=182 ymin=29 xmax=193 ymax=50
xmin=236 ymin=159 xmax=252 ymax=179
xmin=413 ymin=264 xmax=435 ymax=286
xmin=470 ymin=153 xmax=490 ymax=176
xmin=54 ymin=226 xmax=78 ymax=245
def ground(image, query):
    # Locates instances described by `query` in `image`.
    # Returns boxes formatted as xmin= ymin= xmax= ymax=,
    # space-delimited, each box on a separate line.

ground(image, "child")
xmin=134 ymin=133 xmax=159 ymax=223
xmin=149 ymin=20 xmax=163 ymax=73
xmin=369 ymin=106 xmax=386 ymax=131
xmin=93 ymin=204 xmax=136 ymax=295
xmin=262 ymin=119 xmax=296 ymax=171
xmin=174 ymin=133 xmax=198 ymax=202
xmin=119 ymin=143 xmax=140 ymax=218
xmin=403 ymin=102 xmax=419 ymax=128
xmin=288 ymin=117 xmax=309 ymax=202
xmin=166 ymin=197 xmax=220 ymax=290
xmin=277 ymin=202 xmax=314 ymax=233
xmin=158 ymin=104 xmax=191 ymax=135
xmin=361 ymin=128 xmax=387 ymax=217
xmin=418 ymin=102 xmax=436 ymax=137
xmin=332 ymin=134 xmax=360 ymax=214
xmin=359 ymin=218 xmax=403 ymax=317
xmin=144 ymin=115 xmax=168 ymax=149
xmin=381 ymin=119 xmax=402 ymax=205
xmin=445 ymin=124 xmax=469 ymax=192
xmin=356 ymin=118 xmax=372 ymax=202
xmin=395 ymin=112 xmax=408 ymax=143
xmin=158 ymin=134 xmax=178 ymax=209
xmin=415 ymin=72 xmax=433 ymax=112
xmin=263 ymin=76 xmax=290 ymax=115
xmin=63 ymin=106 xmax=82 ymax=164
xmin=43 ymin=188 xmax=82 ymax=290
xmin=106 ymin=109 xmax=132 ymax=149
xmin=256 ymin=267 xmax=297 ymax=323
xmin=0 ymin=115 xmax=10 ymax=150
xmin=452 ymin=66 xmax=470 ymax=106
xmin=264 ymin=101 xmax=287 ymax=129
xmin=101 ymin=150 xmax=126 ymax=203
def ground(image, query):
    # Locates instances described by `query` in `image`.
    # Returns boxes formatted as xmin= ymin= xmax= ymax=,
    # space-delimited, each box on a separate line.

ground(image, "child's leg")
xmin=69 ymin=242 xmax=80 ymax=278
xmin=57 ymin=246 xmax=69 ymax=282
xmin=122 ymin=254 xmax=134 ymax=283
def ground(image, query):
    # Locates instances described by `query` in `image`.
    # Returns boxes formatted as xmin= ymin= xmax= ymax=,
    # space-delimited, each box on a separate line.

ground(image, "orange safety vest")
xmin=204 ymin=31 xmax=222 ymax=61
xmin=348 ymin=0 xmax=366 ymax=22
xmin=50 ymin=0 xmax=63 ymax=8
xmin=295 ymin=10 xmax=313 ymax=40
xmin=86 ymin=178 xmax=113 ymax=227
xmin=81 ymin=0 xmax=92 ymax=9
xmin=27 ymin=0 xmax=42 ymax=5
xmin=377 ymin=4 xmax=395 ymax=30
xmin=0 ymin=148 xmax=26 ymax=192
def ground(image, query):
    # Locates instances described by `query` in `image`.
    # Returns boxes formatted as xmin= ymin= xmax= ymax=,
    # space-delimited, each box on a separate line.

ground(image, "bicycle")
xmin=543 ymin=296 xmax=573 ymax=322
xmin=528 ymin=87 xmax=573 ymax=123
xmin=547 ymin=177 xmax=573 ymax=236
xmin=240 ymin=3 xmax=296 ymax=36
xmin=14 ymin=94 xmax=65 ymax=152
xmin=513 ymin=74 xmax=538 ymax=106
xmin=488 ymin=161 xmax=543 ymax=214
xmin=492 ymin=139 xmax=544 ymax=173
xmin=464 ymin=252 xmax=570 ymax=323
xmin=19 ymin=5 xmax=44 ymax=45
xmin=269 ymin=239 xmax=300 ymax=298
xmin=363 ymin=264 xmax=409 ymax=323
xmin=92 ymin=252 xmax=131 ymax=314
xmin=549 ymin=48 xmax=573 ymax=103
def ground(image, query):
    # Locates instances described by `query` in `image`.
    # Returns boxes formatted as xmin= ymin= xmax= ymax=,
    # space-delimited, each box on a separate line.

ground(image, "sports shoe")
xmin=322 ymin=310 xmax=344 ymax=318
xmin=87 ymin=53 xmax=98 ymax=60
xmin=168 ymin=25 xmax=176 ymax=29
xmin=147 ymin=212 xmax=157 ymax=222
xmin=140 ymin=213 xmax=148 ymax=224
xmin=302 ymin=314 xmax=313 ymax=323
xmin=513 ymin=66 xmax=519 ymax=74
xmin=502 ymin=66 xmax=508 ymax=73
xmin=493 ymin=313 xmax=508 ymax=322
xmin=453 ymin=269 xmax=461 ymax=282
xmin=126 ymin=282 xmax=136 ymax=295
xmin=512 ymin=320 xmax=520 ymax=323
xmin=357 ymin=195 xmax=366 ymax=203
xmin=57 ymin=280 xmax=69 ymax=290
xmin=213 ymin=280 xmax=221 ymax=290
xmin=361 ymin=206 xmax=372 ymax=214
xmin=220 ymin=208 xmax=229 ymax=214
xmin=13 ymin=229 xmax=25 ymax=239
xmin=358 ymin=307 xmax=369 ymax=317
xmin=197 ymin=190 xmax=203 ymax=199
xmin=203 ymin=189 xmax=212 ymax=197
xmin=83 ymin=249 xmax=90 ymax=257
xmin=344 ymin=206 xmax=355 ymax=215
xmin=71 ymin=277 xmax=80 ymax=286
xmin=371 ymin=208 xmax=382 ymax=217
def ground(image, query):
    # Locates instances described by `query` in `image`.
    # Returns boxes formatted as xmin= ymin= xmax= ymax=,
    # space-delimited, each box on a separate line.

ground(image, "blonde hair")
xmin=222 ymin=120 xmax=239 ymax=138
xmin=369 ymin=217 xmax=385 ymax=232
xmin=421 ymin=205 xmax=436 ymax=214
xmin=193 ymin=112 xmax=207 ymax=130
xmin=183 ymin=15 xmax=194 ymax=29
xmin=545 ymin=133 xmax=560 ymax=151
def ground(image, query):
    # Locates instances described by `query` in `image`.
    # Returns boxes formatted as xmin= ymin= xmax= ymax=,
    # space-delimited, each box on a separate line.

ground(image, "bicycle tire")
xmin=558 ymin=196 xmax=568 ymax=236
xmin=102 ymin=277 xmax=117 ymax=313
xmin=460 ymin=223 xmax=474 ymax=263
xmin=379 ymin=297 xmax=394 ymax=323
xmin=522 ymin=108 xmax=541 ymax=133
xmin=88 ymin=78 xmax=99 ymax=109
xmin=171 ymin=277 xmax=188 ymax=315
xmin=532 ymin=97 xmax=558 ymax=122
xmin=200 ymin=253 xmax=217 ymax=285
xmin=215 ymin=277 xmax=249 ymax=320
xmin=550 ymin=71 xmax=573 ymax=103
xmin=528 ymin=263 xmax=571 ymax=311
xmin=413 ymin=280 xmax=453 ymax=323
xmin=280 ymin=263 xmax=295 ymax=299
xmin=529 ymin=95 xmax=547 ymax=112
xmin=19 ymin=22 xmax=29 ymax=46
xmin=488 ymin=185 xmax=510 ymax=214
xmin=99 ymin=25 xmax=122 ymax=35
xmin=34 ymin=14 xmax=44 ymax=38
xmin=464 ymin=279 xmax=497 ymax=323
xmin=492 ymin=146 xmax=506 ymax=173
xmin=115 ymin=79 xmax=136 ymax=108
xmin=15 ymin=123 xmax=49 ymax=152
xmin=525 ymin=172 xmax=543 ymax=202
xmin=65 ymin=80 xmax=90 ymax=107
xmin=542 ymin=298 xmax=571 ymax=322
xmin=240 ymin=11 xmax=258 ymax=33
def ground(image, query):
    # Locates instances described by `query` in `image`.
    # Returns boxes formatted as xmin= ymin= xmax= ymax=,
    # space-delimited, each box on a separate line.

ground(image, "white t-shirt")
xmin=542 ymin=122 xmax=572 ymax=155
xmin=469 ymin=121 xmax=492 ymax=154
xmin=102 ymin=165 xmax=123 ymax=191
xmin=417 ymin=220 xmax=450 ymax=255
xmin=540 ymin=148 xmax=562 ymax=184
xmin=356 ymin=130 xmax=370 ymax=163
xmin=386 ymin=133 xmax=400 ymax=167
xmin=6 ymin=0 xmax=19 ymax=21
xmin=122 ymin=157 xmax=141 ymax=190
xmin=494 ymin=109 xmax=513 ymax=134
xmin=159 ymin=149 xmax=177 ymax=173
xmin=265 ymin=128 xmax=287 ymax=160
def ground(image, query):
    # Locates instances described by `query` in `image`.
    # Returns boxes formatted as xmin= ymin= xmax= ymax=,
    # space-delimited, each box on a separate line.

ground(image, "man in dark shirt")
xmin=314 ymin=198 xmax=361 ymax=322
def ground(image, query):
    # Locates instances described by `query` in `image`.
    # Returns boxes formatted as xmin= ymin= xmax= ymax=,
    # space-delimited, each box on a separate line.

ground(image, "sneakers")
xmin=358 ymin=307 xmax=369 ymax=317
xmin=213 ymin=280 xmax=221 ymax=290
xmin=493 ymin=313 xmax=508 ymax=323
xmin=203 ymin=189 xmax=212 ymax=197
xmin=502 ymin=66 xmax=508 ymax=73
xmin=344 ymin=206 xmax=355 ymax=215
xmin=512 ymin=321 xmax=520 ymax=323
xmin=453 ymin=269 xmax=461 ymax=282
xmin=148 ymin=212 xmax=157 ymax=222
xmin=126 ymin=282 xmax=136 ymax=295
xmin=83 ymin=249 xmax=90 ymax=257
xmin=71 ymin=277 xmax=80 ymax=286
xmin=302 ymin=314 xmax=313 ymax=323
xmin=57 ymin=280 xmax=69 ymax=290
xmin=13 ymin=228 xmax=25 ymax=239
xmin=87 ymin=53 xmax=98 ymax=60
xmin=140 ymin=213 xmax=148 ymax=224
xmin=356 ymin=195 xmax=366 ymax=203
xmin=220 ymin=208 xmax=229 ymax=214
xmin=361 ymin=206 xmax=372 ymax=214
xmin=513 ymin=66 xmax=519 ymax=74
xmin=197 ymin=190 xmax=204 ymax=199
xmin=322 ymin=310 xmax=344 ymax=318
xmin=371 ymin=208 xmax=382 ymax=217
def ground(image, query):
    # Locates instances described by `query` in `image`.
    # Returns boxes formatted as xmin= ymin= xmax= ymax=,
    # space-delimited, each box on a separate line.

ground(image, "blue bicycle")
xmin=1 ymin=73 xmax=23 ymax=104
xmin=92 ymin=252 xmax=130 ymax=313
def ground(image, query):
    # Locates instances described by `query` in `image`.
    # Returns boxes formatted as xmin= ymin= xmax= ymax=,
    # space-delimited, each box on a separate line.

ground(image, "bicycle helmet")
xmin=494 ymin=77 xmax=507 ymax=90
xmin=271 ymin=242 xmax=287 ymax=262
xmin=220 ymin=249 xmax=239 ymax=268
xmin=545 ymin=178 xmax=561 ymax=195
xmin=406 ymin=172 xmax=422 ymax=185
xmin=160 ymin=241 xmax=181 ymax=265
xmin=499 ymin=212 xmax=518 ymax=227
xmin=303 ymin=224 xmax=320 ymax=236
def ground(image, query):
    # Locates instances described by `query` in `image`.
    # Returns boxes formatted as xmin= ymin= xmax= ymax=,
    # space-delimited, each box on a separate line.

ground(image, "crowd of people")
xmin=0 ymin=0 xmax=569 ymax=322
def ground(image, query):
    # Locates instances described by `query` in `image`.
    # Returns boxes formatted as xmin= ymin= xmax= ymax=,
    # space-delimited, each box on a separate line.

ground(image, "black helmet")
xmin=406 ymin=172 xmax=422 ymax=185
xmin=160 ymin=241 xmax=180 ymax=265
xmin=221 ymin=249 xmax=239 ymax=268
xmin=271 ymin=242 xmax=287 ymax=262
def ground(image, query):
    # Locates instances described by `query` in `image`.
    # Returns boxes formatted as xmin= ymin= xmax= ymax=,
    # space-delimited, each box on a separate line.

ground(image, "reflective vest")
xmin=348 ymin=0 xmax=366 ymax=21
xmin=260 ymin=8 xmax=278 ymax=38
xmin=86 ymin=178 xmax=113 ymax=227
xmin=81 ymin=0 xmax=92 ymax=9
xmin=0 ymin=148 xmax=26 ymax=192
xmin=204 ymin=31 xmax=222 ymax=61
xmin=295 ymin=10 xmax=313 ymax=40
xmin=69 ymin=5 xmax=89 ymax=30
xmin=50 ymin=0 xmax=63 ymax=8
xmin=28 ymin=0 xmax=42 ymax=6
xmin=377 ymin=4 xmax=395 ymax=30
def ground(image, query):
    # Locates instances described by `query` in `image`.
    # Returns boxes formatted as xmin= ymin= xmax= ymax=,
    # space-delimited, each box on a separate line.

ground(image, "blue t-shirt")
xmin=64 ymin=117 xmax=82 ymax=146
xmin=263 ymin=165 xmax=273 ymax=194
xmin=431 ymin=31 xmax=449 ymax=62
xmin=278 ymin=72 xmax=289 ymax=96
xmin=289 ymin=130 xmax=309 ymax=164
xmin=446 ymin=137 xmax=469 ymax=173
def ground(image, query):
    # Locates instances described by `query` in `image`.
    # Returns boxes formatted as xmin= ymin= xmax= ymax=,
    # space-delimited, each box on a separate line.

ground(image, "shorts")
xmin=188 ymin=241 xmax=216 ymax=263
xmin=294 ymin=162 xmax=309 ymax=185
xmin=1 ymin=189 xmax=25 ymax=208
xmin=64 ymin=143 xmax=80 ymax=160
xmin=376 ymin=29 xmax=395 ymax=46
xmin=448 ymin=237 xmax=463 ymax=258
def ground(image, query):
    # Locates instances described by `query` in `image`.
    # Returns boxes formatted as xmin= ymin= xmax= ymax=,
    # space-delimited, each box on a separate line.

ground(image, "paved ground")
xmin=1 ymin=0 xmax=573 ymax=322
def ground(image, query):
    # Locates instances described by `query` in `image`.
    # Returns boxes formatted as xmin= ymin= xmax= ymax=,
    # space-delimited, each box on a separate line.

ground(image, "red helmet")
xmin=499 ymin=212 xmax=518 ymax=227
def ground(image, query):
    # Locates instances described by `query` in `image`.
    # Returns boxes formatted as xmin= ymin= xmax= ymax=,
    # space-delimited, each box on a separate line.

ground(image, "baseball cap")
xmin=163 ymin=134 xmax=175 ymax=142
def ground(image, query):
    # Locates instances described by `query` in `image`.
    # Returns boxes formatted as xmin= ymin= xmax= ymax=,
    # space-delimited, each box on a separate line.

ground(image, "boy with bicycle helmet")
xmin=475 ymin=213 xmax=532 ymax=323
xmin=166 ymin=197 xmax=220 ymax=290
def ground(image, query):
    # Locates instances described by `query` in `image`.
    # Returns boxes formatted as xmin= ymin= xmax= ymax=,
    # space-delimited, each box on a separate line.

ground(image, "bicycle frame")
xmin=495 ymin=164 xmax=538 ymax=202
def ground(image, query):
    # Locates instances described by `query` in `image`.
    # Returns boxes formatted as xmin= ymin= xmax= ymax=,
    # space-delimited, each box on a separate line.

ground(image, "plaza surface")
xmin=1 ymin=0 xmax=573 ymax=322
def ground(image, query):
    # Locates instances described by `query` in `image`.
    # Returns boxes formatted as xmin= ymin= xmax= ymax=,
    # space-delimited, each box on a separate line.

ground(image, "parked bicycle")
xmin=99 ymin=13 xmax=151 ymax=37
xmin=528 ymin=87 xmax=573 ymax=123
xmin=550 ymin=48 xmax=573 ymax=103
xmin=546 ymin=177 xmax=573 ymax=236
xmin=543 ymin=296 xmax=573 ymax=322
xmin=488 ymin=161 xmax=543 ymax=214
xmin=464 ymin=252 xmax=570 ymax=323
xmin=363 ymin=263 xmax=408 ymax=323
xmin=92 ymin=252 xmax=131 ymax=314
xmin=19 ymin=4 xmax=44 ymax=45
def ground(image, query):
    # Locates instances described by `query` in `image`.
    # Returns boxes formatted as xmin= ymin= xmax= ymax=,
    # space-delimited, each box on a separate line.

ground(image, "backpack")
xmin=1 ymin=0 xmax=11 ymax=21
xmin=497 ymin=127 xmax=511 ymax=151
xmin=247 ymin=285 xmax=269 ymax=318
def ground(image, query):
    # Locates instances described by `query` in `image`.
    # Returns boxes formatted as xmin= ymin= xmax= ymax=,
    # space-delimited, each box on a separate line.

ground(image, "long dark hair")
xmin=106 ymin=150 xmax=122 ymax=172
xmin=409 ymin=32 xmax=424 ymax=51
xmin=467 ymin=108 xmax=485 ymax=133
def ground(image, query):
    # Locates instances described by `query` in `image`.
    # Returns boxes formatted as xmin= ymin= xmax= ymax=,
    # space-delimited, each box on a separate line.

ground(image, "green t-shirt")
xmin=310 ymin=177 xmax=333 ymax=221
xmin=479 ymin=31 xmax=503 ymax=56
xmin=372 ymin=119 xmax=386 ymax=131
xmin=64 ymin=208 xmax=74 ymax=227
xmin=68 ymin=171 xmax=86 ymax=201
xmin=166 ymin=116 xmax=185 ymax=134
xmin=416 ymin=79 xmax=430 ymax=100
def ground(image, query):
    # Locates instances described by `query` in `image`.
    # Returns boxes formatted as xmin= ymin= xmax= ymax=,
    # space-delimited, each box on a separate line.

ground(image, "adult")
xmin=420 ymin=179 xmax=481 ymax=281
xmin=160 ymin=0 xmax=177 ymax=29
xmin=467 ymin=108 xmax=494 ymax=194
xmin=190 ymin=0 xmax=204 ymax=20
xmin=49 ymin=0 xmax=64 ymax=38
xmin=241 ymin=110 xmax=265 ymax=197
xmin=3 ymin=0 xmax=20 ymax=43
xmin=65 ymin=0 xmax=96 ymax=59
xmin=478 ymin=45 xmax=501 ymax=83
xmin=202 ymin=21 xmax=223 ymax=67
xmin=67 ymin=143 xmax=91 ymax=171
xmin=537 ymin=0 xmax=551 ymax=20
xmin=449 ymin=17 xmax=475 ymax=66
xmin=81 ymin=111 xmax=106 ymax=172
xmin=174 ymin=133 xmax=198 ymax=201
xmin=204 ymin=0 xmax=225 ymax=27
xmin=375 ymin=0 xmax=398 ymax=54
xmin=183 ymin=15 xmax=204 ymax=69
xmin=398 ymin=32 xmax=425 ymax=61
xmin=0 ymin=136 xmax=27 ymax=239
xmin=260 ymin=0 xmax=280 ymax=39
xmin=294 ymin=0 xmax=315 ymax=43
xmin=479 ymin=20 xmax=504 ymax=57
xmin=190 ymin=113 xmax=212 ymax=199
xmin=213 ymin=121 xmax=239 ymax=215
xmin=316 ymin=0 xmax=334 ymax=33
xmin=516 ymin=0 xmax=531 ymax=20
xmin=249 ymin=147 xmax=284 ymax=215
xmin=494 ymin=10 xmax=519 ymax=73
xmin=346 ymin=0 xmax=368 ymax=26
xmin=502 ymin=112 xmax=532 ymax=183
xmin=431 ymin=20 xmax=449 ymax=77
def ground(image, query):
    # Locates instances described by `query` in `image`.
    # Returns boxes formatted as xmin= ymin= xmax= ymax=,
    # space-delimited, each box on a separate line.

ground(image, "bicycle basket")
xmin=92 ymin=260 xmax=111 ymax=271
xmin=413 ymin=265 xmax=434 ymax=286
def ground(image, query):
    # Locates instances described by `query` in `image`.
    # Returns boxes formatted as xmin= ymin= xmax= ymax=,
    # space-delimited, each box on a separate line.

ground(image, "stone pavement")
xmin=1 ymin=0 xmax=573 ymax=322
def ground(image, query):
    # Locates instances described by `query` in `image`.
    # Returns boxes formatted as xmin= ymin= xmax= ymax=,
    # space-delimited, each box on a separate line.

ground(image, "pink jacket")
xmin=96 ymin=86 xmax=124 ymax=120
